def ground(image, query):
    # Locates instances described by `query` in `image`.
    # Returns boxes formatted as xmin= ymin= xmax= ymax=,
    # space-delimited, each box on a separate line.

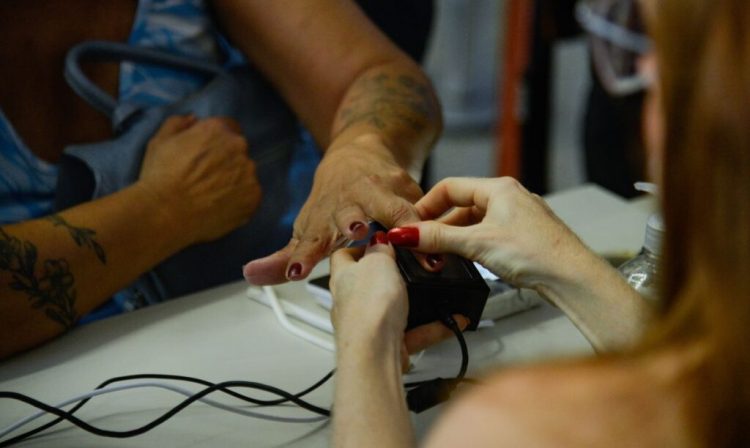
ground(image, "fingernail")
xmin=387 ymin=227 xmax=419 ymax=247
xmin=349 ymin=221 xmax=365 ymax=234
xmin=369 ymin=231 xmax=388 ymax=246
xmin=287 ymin=263 xmax=302 ymax=279
xmin=426 ymin=254 xmax=443 ymax=268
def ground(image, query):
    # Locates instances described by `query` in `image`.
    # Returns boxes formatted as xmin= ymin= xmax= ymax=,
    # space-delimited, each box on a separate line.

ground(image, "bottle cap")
xmin=644 ymin=213 xmax=664 ymax=254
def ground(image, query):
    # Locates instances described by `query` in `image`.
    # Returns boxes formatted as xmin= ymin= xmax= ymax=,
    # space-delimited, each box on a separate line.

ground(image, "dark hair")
xmin=647 ymin=0 xmax=750 ymax=445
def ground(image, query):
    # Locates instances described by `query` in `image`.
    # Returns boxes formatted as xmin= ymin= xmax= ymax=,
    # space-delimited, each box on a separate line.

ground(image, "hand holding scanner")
xmin=308 ymin=222 xmax=490 ymax=331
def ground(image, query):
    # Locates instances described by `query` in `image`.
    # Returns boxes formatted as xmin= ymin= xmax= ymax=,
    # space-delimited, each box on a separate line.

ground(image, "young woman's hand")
xmin=330 ymin=232 xmax=408 ymax=346
xmin=330 ymin=232 xmax=468 ymax=370
xmin=387 ymin=177 xmax=593 ymax=290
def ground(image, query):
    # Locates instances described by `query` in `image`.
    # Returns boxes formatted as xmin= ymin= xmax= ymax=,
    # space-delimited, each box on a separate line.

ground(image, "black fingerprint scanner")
xmin=393 ymin=245 xmax=490 ymax=331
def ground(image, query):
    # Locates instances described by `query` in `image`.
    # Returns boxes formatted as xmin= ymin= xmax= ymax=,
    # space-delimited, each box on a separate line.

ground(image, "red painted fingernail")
xmin=287 ymin=263 xmax=302 ymax=279
xmin=349 ymin=221 xmax=365 ymax=234
xmin=426 ymin=254 xmax=443 ymax=268
xmin=387 ymin=227 xmax=419 ymax=247
xmin=369 ymin=231 xmax=388 ymax=246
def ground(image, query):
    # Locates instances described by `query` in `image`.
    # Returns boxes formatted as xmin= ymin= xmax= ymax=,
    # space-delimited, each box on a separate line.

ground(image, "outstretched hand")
xmin=242 ymin=135 xmax=424 ymax=285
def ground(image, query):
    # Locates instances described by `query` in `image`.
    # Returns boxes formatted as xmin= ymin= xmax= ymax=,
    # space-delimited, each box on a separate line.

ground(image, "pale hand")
xmin=394 ymin=177 xmax=594 ymax=290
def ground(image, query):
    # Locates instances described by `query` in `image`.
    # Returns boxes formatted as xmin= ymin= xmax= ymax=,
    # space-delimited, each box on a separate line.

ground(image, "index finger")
xmin=361 ymin=193 xmax=422 ymax=229
xmin=415 ymin=177 xmax=495 ymax=220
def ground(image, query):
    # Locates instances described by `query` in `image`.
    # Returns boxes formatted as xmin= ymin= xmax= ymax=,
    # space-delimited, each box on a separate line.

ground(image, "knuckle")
xmin=197 ymin=117 xmax=226 ymax=133
xmin=245 ymin=158 xmax=257 ymax=174
xmin=365 ymin=173 xmax=383 ymax=186
xmin=229 ymin=134 xmax=249 ymax=151
xmin=159 ymin=116 xmax=180 ymax=129
xmin=496 ymin=176 xmax=522 ymax=191
xmin=392 ymin=169 xmax=414 ymax=186
xmin=438 ymin=177 xmax=460 ymax=194
xmin=441 ymin=177 xmax=459 ymax=187
xmin=430 ymin=224 xmax=445 ymax=249
xmin=389 ymin=202 xmax=416 ymax=225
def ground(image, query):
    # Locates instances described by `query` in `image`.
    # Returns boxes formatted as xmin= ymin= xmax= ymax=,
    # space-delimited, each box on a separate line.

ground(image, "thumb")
xmin=387 ymin=221 xmax=478 ymax=260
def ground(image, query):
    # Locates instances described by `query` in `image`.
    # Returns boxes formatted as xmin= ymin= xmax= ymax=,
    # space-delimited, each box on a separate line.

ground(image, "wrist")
xmin=335 ymin=314 xmax=403 ymax=355
xmin=327 ymin=132 xmax=392 ymax=156
xmin=535 ymin=249 xmax=651 ymax=351
xmin=129 ymin=181 xmax=195 ymax=249
xmin=335 ymin=331 xmax=402 ymax=380
xmin=326 ymin=132 xmax=425 ymax=182
xmin=533 ymin=248 xmax=612 ymax=297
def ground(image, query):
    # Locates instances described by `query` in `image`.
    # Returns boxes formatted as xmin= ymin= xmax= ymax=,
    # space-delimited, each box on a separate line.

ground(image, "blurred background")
xmin=399 ymin=0 xmax=645 ymax=197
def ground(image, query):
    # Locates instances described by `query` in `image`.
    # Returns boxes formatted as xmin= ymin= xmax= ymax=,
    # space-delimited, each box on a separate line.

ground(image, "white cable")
xmin=257 ymin=286 xmax=336 ymax=352
xmin=0 ymin=381 xmax=327 ymax=439
xmin=248 ymin=287 xmax=333 ymax=333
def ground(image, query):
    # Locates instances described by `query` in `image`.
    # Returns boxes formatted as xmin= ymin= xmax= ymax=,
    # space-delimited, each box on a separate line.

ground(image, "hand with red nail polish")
xmin=390 ymin=177 xmax=648 ymax=352
xmin=387 ymin=227 xmax=420 ymax=247
xmin=393 ymin=177 xmax=604 ymax=289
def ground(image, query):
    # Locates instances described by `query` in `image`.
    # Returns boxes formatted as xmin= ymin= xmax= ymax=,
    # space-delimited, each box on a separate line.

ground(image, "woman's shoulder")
xmin=423 ymin=356 xmax=692 ymax=447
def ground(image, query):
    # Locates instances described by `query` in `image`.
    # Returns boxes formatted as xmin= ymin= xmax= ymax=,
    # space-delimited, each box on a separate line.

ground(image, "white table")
xmin=0 ymin=184 xmax=655 ymax=447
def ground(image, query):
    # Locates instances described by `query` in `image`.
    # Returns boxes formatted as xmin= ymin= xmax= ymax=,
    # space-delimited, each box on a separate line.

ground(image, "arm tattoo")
xmin=0 ymin=228 xmax=78 ymax=329
xmin=47 ymin=214 xmax=107 ymax=264
xmin=336 ymin=72 xmax=439 ymax=135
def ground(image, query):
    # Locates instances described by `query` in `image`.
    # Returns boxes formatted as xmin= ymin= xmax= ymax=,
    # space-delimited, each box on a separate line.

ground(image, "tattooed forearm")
xmin=47 ymin=214 xmax=107 ymax=264
xmin=335 ymin=72 xmax=440 ymax=137
xmin=0 ymin=228 xmax=78 ymax=329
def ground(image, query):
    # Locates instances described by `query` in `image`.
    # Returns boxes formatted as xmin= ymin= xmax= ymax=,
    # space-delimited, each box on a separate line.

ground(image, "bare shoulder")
xmin=423 ymin=358 xmax=690 ymax=447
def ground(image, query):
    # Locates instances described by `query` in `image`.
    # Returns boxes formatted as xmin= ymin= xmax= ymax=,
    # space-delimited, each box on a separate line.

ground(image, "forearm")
xmin=534 ymin=250 xmax=653 ymax=352
xmin=327 ymin=61 xmax=442 ymax=179
xmin=333 ymin=329 xmax=413 ymax=448
xmin=211 ymin=0 xmax=442 ymax=178
xmin=0 ymin=183 xmax=188 ymax=358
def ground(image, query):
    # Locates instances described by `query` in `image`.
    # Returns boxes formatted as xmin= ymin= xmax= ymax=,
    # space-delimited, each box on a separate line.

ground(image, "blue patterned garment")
xmin=0 ymin=110 xmax=58 ymax=225
xmin=0 ymin=0 xmax=222 ymax=225
xmin=120 ymin=0 xmax=232 ymax=108
xmin=1 ymin=0 xmax=320 ymax=323
xmin=119 ymin=0 xmax=319 ymax=232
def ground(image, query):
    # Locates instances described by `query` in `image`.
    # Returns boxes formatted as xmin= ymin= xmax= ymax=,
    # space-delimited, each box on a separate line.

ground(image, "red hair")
xmin=646 ymin=0 xmax=750 ymax=444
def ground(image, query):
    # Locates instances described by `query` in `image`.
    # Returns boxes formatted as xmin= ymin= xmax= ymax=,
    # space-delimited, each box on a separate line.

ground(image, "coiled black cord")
xmin=0 ymin=370 xmax=333 ymax=447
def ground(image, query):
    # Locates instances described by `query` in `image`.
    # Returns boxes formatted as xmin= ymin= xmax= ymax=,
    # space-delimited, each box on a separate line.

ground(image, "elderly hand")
xmin=386 ymin=177 xmax=593 ymax=290
xmin=243 ymin=134 xmax=424 ymax=284
xmin=138 ymin=115 xmax=262 ymax=246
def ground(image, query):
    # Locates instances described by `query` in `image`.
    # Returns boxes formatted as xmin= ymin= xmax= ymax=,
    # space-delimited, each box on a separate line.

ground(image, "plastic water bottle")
xmin=618 ymin=213 xmax=664 ymax=302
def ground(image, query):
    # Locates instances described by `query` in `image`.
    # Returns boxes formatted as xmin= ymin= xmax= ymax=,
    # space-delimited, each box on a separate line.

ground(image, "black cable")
xmin=0 ymin=371 xmax=333 ymax=447
xmin=405 ymin=313 xmax=471 ymax=413
xmin=2 ymin=316 xmax=474 ymax=442
xmin=442 ymin=314 xmax=469 ymax=381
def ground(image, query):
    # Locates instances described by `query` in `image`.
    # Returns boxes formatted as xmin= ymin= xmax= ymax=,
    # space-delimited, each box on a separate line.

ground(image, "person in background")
xmin=0 ymin=0 xmax=445 ymax=359
xmin=581 ymin=0 xmax=648 ymax=198
xmin=329 ymin=0 xmax=750 ymax=445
